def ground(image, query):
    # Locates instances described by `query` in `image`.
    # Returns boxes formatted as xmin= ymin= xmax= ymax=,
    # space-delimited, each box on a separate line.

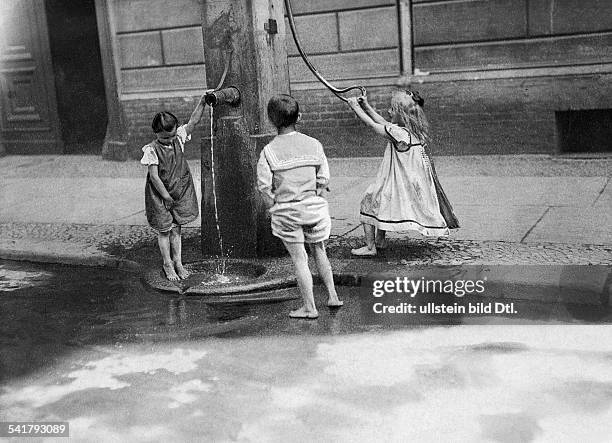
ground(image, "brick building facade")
xmin=1 ymin=0 xmax=611 ymax=157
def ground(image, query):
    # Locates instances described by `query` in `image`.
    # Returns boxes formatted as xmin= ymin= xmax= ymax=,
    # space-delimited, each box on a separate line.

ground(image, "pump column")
xmin=201 ymin=0 xmax=289 ymax=258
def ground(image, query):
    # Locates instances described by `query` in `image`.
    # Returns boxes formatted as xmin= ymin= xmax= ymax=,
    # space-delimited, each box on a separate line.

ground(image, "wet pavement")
xmin=1 ymin=260 xmax=612 ymax=441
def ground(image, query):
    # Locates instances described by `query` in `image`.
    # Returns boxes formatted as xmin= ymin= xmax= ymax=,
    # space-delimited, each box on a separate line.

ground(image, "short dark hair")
xmin=267 ymin=94 xmax=299 ymax=128
xmin=151 ymin=111 xmax=178 ymax=133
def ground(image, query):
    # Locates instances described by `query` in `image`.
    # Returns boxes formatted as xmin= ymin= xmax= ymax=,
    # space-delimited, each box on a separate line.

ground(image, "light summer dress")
xmin=359 ymin=124 xmax=459 ymax=236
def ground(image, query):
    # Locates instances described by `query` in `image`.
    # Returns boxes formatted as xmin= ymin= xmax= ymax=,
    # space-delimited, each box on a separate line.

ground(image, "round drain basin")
xmin=144 ymin=259 xmax=296 ymax=296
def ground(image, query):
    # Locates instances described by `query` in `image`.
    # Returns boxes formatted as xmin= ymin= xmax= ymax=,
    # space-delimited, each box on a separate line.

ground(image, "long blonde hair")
xmin=390 ymin=90 xmax=430 ymax=145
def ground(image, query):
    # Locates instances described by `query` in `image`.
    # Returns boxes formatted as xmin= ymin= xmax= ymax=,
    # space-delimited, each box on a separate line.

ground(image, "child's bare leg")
xmin=310 ymin=241 xmax=343 ymax=307
xmin=364 ymin=223 xmax=376 ymax=248
xmin=283 ymin=241 xmax=318 ymax=318
xmin=158 ymin=231 xmax=179 ymax=281
xmin=170 ymin=225 xmax=189 ymax=279
xmin=351 ymin=223 xmax=377 ymax=256
xmin=375 ymin=228 xmax=387 ymax=249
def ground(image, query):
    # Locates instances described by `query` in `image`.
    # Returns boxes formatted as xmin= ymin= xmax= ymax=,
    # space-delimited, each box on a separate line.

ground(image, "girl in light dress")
xmin=346 ymin=90 xmax=459 ymax=256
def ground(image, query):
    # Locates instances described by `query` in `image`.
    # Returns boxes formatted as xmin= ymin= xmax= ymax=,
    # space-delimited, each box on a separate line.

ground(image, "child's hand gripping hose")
xmin=284 ymin=0 xmax=367 ymax=102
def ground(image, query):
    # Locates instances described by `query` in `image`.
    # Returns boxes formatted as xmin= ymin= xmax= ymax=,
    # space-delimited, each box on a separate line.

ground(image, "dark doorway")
xmin=556 ymin=109 xmax=612 ymax=154
xmin=45 ymin=0 xmax=107 ymax=154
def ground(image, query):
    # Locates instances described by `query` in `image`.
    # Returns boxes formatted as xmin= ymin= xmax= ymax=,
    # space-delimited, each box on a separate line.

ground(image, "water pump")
xmin=204 ymin=87 xmax=241 ymax=107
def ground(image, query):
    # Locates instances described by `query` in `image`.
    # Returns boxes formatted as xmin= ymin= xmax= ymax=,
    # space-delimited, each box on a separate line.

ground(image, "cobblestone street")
xmin=2 ymin=222 xmax=611 ymax=269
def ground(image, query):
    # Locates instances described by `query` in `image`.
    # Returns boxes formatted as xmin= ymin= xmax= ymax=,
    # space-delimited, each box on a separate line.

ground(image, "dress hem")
xmin=360 ymin=213 xmax=451 ymax=237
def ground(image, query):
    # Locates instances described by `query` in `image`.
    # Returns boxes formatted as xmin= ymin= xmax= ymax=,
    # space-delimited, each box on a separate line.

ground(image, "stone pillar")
xmin=94 ymin=0 xmax=129 ymax=160
xmin=202 ymin=0 xmax=289 ymax=257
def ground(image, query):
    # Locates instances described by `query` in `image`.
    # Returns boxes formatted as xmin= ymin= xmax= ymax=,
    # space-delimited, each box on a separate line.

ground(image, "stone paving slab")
xmin=1 ymin=178 xmax=203 ymax=226
xmin=330 ymin=219 xmax=361 ymax=238
xmin=593 ymin=178 xmax=612 ymax=208
xmin=328 ymin=156 xmax=612 ymax=177
xmin=441 ymin=204 xmax=544 ymax=243
xmin=1 ymin=179 xmax=141 ymax=223
xmin=0 ymin=155 xmax=151 ymax=178
xmin=327 ymin=178 xmax=368 ymax=235
xmin=524 ymin=206 xmax=612 ymax=244
xmin=441 ymin=177 xmax=606 ymax=207
xmin=327 ymin=177 xmax=367 ymax=194
xmin=2 ymin=155 xmax=611 ymax=178
xmin=109 ymin=210 xmax=147 ymax=226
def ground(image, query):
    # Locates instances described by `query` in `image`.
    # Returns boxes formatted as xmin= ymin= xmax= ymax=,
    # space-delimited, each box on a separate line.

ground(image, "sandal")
xmin=351 ymin=245 xmax=376 ymax=256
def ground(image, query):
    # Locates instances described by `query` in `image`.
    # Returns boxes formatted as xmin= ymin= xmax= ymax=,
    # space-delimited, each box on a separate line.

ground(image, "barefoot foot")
xmin=174 ymin=263 xmax=190 ymax=279
xmin=289 ymin=307 xmax=319 ymax=319
xmin=163 ymin=263 xmax=180 ymax=281
xmin=327 ymin=299 xmax=344 ymax=308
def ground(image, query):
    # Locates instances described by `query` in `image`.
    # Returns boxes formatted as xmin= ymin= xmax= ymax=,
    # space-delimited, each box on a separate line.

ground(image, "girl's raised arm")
xmin=347 ymin=97 xmax=387 ymax=139
xmin=358 ymin=96 xmax=388 ymax=125
xmin=184 ymin=94 xmax=207 ymax=136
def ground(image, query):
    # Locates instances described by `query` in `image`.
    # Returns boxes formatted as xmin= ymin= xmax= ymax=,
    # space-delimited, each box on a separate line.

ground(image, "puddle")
xmin=0 ymin=265 xmax=52 ymax=292
xmin=1 ymin=260 xmax=611 ymax=383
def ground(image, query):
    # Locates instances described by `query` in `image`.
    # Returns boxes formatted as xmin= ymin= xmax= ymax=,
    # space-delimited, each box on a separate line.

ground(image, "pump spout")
xmin=204 ymin=87 xmax=241 ymax=107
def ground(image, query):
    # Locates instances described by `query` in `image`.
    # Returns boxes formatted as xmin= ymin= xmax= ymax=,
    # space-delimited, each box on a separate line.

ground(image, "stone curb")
xmin=0 ymin=248 xmax=143 ymax=274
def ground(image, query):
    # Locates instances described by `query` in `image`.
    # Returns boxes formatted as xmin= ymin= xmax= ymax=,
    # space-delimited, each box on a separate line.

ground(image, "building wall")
xmin=109 ymin=0 xmax=612 ymax=158
xmin=285 ymin=0 xmax=399 ymax=82
xmin=413 ymin=0 xmax=612 ymax=71
xmin=294 ymin=0 xmax=612 ymax=155
xmin=404 ymin=0 xmax=612 ymax=155
xmin=113 ymin=0 xmax=206 ymax=92
xmin=111 ymin=0 xmax=208 ymax=158
xmin=284 ymin=0 xmax=401 ymax=156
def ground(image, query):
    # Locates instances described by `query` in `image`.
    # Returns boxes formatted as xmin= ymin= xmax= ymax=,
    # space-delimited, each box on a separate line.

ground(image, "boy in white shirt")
xmin=257 ymin=94 xmax=343 ymax=318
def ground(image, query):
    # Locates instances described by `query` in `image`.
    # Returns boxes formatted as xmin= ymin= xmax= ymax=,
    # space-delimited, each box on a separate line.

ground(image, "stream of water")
xmin=209 ymin=106 xmax=228 ymax=279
